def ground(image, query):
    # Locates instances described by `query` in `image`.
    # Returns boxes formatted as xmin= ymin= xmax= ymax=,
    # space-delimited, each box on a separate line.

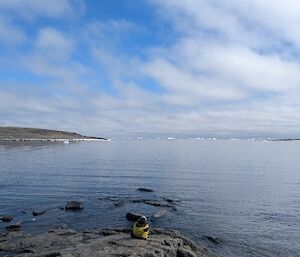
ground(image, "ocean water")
xmin=0 ymin=139 xmax=300 ymax=257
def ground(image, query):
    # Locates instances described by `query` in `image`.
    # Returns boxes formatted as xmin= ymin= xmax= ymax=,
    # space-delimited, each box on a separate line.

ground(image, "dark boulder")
xmin=125 ymin=212 xmax=143 ymax=221
xmin=205 ymin=236 xmax=221 ymax=244
xmin=137 ymin=188 xmax=154 ymax=192
xmin=33 ymin=210 xmax=47 ymax=216
xmin=1 ymin=216 xmax=13 ymax=222
xmin=65 ymin=201 xmax=84 ymax=210
xmin=6 ymin=222 xmax=21 ymax=231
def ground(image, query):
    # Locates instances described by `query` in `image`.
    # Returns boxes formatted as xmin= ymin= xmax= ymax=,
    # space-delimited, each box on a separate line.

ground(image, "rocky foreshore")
xmin=0 ymin=227 xmax=211 ymax=257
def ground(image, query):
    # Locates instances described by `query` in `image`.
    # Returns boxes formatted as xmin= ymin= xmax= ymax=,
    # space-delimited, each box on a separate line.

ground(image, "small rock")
xmin=144 ymin=200 xmax=173 ymax=208
xmin=205 ymin=236 xmax=221 ymax=244
xmin=43 ymin=252 xmax=61 ymax=257
xmin=114 ymin=200 xmax=126 ymax=208
xmin=137 ymin=188 xmax=154 ymax=192
xmin=163 ymin=240 xmax=171 ymax=246
xmin=33 ymin=210 xmax=47 ymax=216
xmin=126 ymin=212 xmax=143 ymax=221
xmin=177 ymin=248 xmax=197 ymax=257
xmin=17 ymin=248 xmax=37 ymax=254
xmin=65 ymin=201 xmax=84 ymax=210
xmin=1 ymin=216 xmax=13 ymax=222
xmin=152 ymin=209 xmax=168 ymax=219
xmin=102 ymin=229 xmax=117 ymax=236
xmin=165 ymin=198 xmax=174 ymax=203
xmin=6 ymin=222 xmax=21 ymax=232
xmin=132 ymin=199 xmax=173 ymax=208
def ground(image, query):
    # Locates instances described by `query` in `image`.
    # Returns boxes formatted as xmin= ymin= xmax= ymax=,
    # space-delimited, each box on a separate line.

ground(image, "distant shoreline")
xmin=0 ymin=127 xmax=107 ymax=142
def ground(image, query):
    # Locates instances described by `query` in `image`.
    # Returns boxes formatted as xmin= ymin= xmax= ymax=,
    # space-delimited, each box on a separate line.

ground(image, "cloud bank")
xmin=1 ymin=0 xmax=300 ymax=137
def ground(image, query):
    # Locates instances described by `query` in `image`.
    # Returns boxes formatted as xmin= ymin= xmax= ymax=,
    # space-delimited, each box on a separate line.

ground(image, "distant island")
xmin=0 ymin=127 xmax=107 ymax=141
xmin=267 ymin=138 xmax=300 ymax=142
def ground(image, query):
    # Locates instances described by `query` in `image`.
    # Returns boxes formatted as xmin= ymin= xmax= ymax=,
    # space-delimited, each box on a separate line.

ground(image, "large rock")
xmin=6 ymin=222 xmax=21 ymax=231
xmin=32 ymin=210 xmax=47 ymax=216
xmin=0 ymin=227 xmax=210 ymax=257
xmin=205 ymin=236 xmax=222 ymax=244
xmin=125 ymin=212 xmax=143 ymax=221
xmin=65 ymin=201 xmax=84 ymax=210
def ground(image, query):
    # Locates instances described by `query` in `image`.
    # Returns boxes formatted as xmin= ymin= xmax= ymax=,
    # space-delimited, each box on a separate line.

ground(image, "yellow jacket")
xmin=132 ymin=222 xmax=149 ymax=239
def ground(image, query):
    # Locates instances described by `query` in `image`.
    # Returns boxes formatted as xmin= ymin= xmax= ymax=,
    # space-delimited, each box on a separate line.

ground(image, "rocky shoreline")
xmin=0 ymin=227 xmax=211 ymax=257
xmin=0 ymin=190 xmax=216 ymax=257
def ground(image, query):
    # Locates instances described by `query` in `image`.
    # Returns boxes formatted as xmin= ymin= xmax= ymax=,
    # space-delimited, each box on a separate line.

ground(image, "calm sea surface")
xmin=0 ymin=140 xmax=299 ymax=257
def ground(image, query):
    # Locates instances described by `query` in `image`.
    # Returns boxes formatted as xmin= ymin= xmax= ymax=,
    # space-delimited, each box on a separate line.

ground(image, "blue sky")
xmin=1 ymin=0 xmax=300 ymax=137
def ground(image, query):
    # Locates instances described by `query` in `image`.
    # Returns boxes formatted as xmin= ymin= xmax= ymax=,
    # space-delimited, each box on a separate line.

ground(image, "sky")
xmin=1 ymin=0 xmax=300 ymax=138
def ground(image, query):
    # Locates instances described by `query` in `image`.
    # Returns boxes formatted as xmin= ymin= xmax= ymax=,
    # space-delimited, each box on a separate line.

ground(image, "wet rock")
xmin=145 ymin=200 xmax=173 ymax=208
xmin=65 ymin=201 xmax=84 ymax=210
xmin=152 ymin=208 xmax=169 ymax=219
xmin=163 ymin=197 xmax=181 ymax=204
xmin=6 ymin=222 xmax=21 ymax=231
xmin=125 ymin=212 xmax=143 ymax=221
xmin=165 ymin=198 xmax=175 ymax=203
xmin=132 ymin=199 xmax=173 ymax=208
xmin=137 ymin=188 xmax=154 ymax=192
xmin=205 ymin=236 xmax=221 ymax=244
xmin=102 ymin=229 xmax=118 ymax=236
xmin=1 ymin=216 xmax=13 ymax=222
xmin=33 ymin=210 xmax=47 ymax=216
xmin=177 ymin=248 xmax=198 ymax=257
xmin=98 ymin=196 xmax=128 ymax=208
xmin=113 ymin=200 xmax=127 ymax=207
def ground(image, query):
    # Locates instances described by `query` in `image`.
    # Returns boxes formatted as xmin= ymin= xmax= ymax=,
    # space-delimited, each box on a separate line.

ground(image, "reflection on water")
xmin=0 ymin=140 xmax=300 ymax=257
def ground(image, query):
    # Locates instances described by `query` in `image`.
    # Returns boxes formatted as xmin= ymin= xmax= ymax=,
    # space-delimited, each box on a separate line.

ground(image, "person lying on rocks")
xmin=131 ymin=216 xmax=149 ymax=240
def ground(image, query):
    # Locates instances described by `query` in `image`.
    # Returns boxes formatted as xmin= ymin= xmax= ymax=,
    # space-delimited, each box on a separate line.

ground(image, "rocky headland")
xmin=0 ymin=127 xmax=106 ymax=142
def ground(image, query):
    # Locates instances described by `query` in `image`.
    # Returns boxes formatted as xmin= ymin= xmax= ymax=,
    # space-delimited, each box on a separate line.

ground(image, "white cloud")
xmin=2 ymin=1 xmax=300 ymax=137
xmin=35 ymin=27 xmax=74 ymax=57
xmin=150 ymin=0 xmax=300 ymax=49
xmin=0 ymin=0 xmax=85 ymax=20
xmin=0 ymin=17 xmax=27 ymax=44
xmin=176 ymin=40 xmax=300 ymax=92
